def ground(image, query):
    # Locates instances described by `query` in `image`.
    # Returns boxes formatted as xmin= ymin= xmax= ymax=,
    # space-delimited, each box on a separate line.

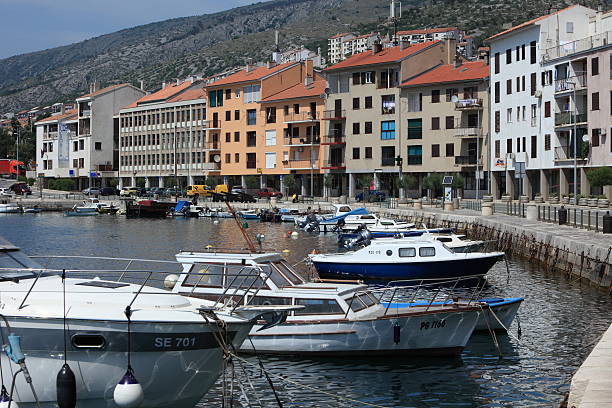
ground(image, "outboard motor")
xmin=345 ymin=229 xmax=372 ymax=249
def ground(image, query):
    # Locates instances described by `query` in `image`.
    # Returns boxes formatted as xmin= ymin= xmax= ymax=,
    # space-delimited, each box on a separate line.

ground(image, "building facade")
xmin=487 ymin=5 xmax=611 ymax=199
xmin=118 ymin=80 xmax=209 ymax=189
xmin=35 ymin=109 xmax=78 ymax=179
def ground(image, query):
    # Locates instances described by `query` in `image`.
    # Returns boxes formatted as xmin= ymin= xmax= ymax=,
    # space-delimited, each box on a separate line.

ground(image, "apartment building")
xmin=400 ymin=60 xmax=490 ymax=198
xmin=117 ymin=80 xmax=208 ymax=189
xmin=396 ymin=27 xmax=460 ymax=44
xmin=323 ymin=39 xmax=456 ymax=197
xmin=35 ymin=108 xmax=78 ymax=178
xmin=328 ymin=33 xmax=357 ymax=65
xmin=204 ymin=60 xmax=326 ymax=195
xmin=487 ymin=5 xmax=611 ymax=199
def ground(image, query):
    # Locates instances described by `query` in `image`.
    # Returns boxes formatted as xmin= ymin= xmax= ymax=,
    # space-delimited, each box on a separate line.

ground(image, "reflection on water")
xmin=1 ymin=213 xmax=611 ymax=407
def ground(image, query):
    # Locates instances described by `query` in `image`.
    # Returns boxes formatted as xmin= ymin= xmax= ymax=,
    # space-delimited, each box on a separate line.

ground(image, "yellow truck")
xmin=186 ymin=184 xmax=228 ymax=197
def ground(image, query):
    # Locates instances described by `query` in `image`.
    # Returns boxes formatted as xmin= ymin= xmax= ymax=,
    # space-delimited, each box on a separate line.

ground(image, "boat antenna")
xmin=57 ymin=269 xmax=77 ymax=408
xmin=223 ymin=200 xmax=257 ymax=252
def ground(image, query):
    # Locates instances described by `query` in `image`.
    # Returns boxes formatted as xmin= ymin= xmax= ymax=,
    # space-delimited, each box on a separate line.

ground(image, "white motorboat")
xmin=172 ymin=251 xmax=482 ymax=356
xmin=296 ymin=204 xmax=366 ymax=225
xmin=199 ymin=208 xmax=234 ymax=218
xmin=336 ymin=213 xmax=414 ymax=232
xmin=430 ymin=234 xmax=485 ymax=253
xmin=365 ymin=219 xmax=416 ymax=233
xmin=0 ymin=237 xmax=287 ymax=408
xmin=74 ymin=198 xmax=110 ymax=213
xmin=0 ymin=202 xmax=21 ymax=213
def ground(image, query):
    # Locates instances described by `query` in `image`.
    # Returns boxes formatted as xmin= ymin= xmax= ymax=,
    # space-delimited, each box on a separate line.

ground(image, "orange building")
xmin=206 ymin=60 xmax=327 ymax=195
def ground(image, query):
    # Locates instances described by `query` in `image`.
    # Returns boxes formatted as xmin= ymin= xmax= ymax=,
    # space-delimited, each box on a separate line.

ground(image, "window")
xmin=407 ymin=119 xmax=422 ymax=139
xmin=445 ymin=143 xmax=454 ymax=157
xmin=530 ymin=72 xmax=536 ymax=95
xmin=208 ymin=90 xmax=217 ymax=107
xmin=352 ymin=122 xmax=360 ymax=134
xmin=265 ymin=152 xmax=276 ymax=169
xmin=521 ymin=44 xmax=526 ymax=60
xmin=530 ymin=135 xmax=537 ymax=158
xmin=363 ymin=71 xmax=375 ymax=84
xmin=265 ymin=129 xmax=276 ymax=146
xmin=407 ymin=93 xmax=422 ymax=112
xmin=364 ymin=96 xmax=373 ymax=109
xmin=494 ymin=82 xmax=500 ymax=103
xmin=507 ymin=138 xmax=512 ymax=154
xmin=407 ymin=145 xmax=422 ymax=165
xmin=234 ymin=131 xmax=240 ymax=142
xmin=592 ymin=129 xmax=600 ymax=147
xmin=352 ymin=97 xmax=360 ymax=109
xmin=522 ymin=75 xmax=526 ymax=90
xmin=234 ymin=153 xmax=239 ymax=163
xmin=225 ymin=110 xmax=231 ymax=121
xmin=495 ymin=111 xmax=500 ymax=133
xmin=544 ymin=134 xmax=551 ymax=151
xmin=365 ymin=147 xmax=372 ymax=159
xmin=352 ymin=72 xmax=361 ymax=85
xmin=247 ymin=109 xmax=257 ymax=125
xmin=495 ymin=140 xmax=500 ymax=157
xmin=216 ymin=89 xmax=224 ymax=106
xmin=381 ymin=121 xmax=395 ymax=140
xmin=234 ymin=110 xmax=240 ymax=120
xmin=293 ymin=104 xmax=299 ymax=114
xmin=592 ymin=57 xmax=599 ymax=76
xmin=419 ymin=247 xmax=435 ymax=257
xmin=352 ymin=147 xmax=360 ymax=159
xmin=516 ymin=137 xmax=520 ymax=152
xmin=431 ymin=89 xmax=440 ymax=103
xmin=246 ymin=152 xmax=256 ymax=169
xmin=364 ymin=121 xmax=372 ymax=134
xmin=445 ymin=116 xmax=455 ymax=129
xmin=225 ymin=132 xmax=231 ymax=143
xmin=266 ymin=107 xmax=276 ymax=123
xmin=295 ymin=299 xmax=343 ymax=315
xmin=225 ymin=153 xmax=231 ymax=164
xmin=247 ymin=131 xmax=257 ymax=147
xmin=73 ymin=141 xmax=78 ymax=152
xmin=516 ymin=77 xmax=520 ymax=93
xmin=382 ymin=95 xmax=395 ymax=114
xmin=283 ymin=105 xmax=289 ymax=115
xmin=381 ymin=146 xmax=395 ymax=166
xmin=494 ymin=52 xmax=500 ymax=74
xmin=243 ymin=85 xmax=260 ymax=103
xmin=506 ymin=48 xmax=512 ymax=64
xmin=432 ymin=144 xmax=440 ymax=157
xmin=79 ymin=140 xmax=84 ymax=150
xmin=399 ymin=248 xmax=416 ymax=257
xmin=544 ymin=101 xmax=551 ymax=117
xmin=431 ymin=117 xmax=440 ymax=130
xmin=445 ymin=88 xmax=458 ymax=102
xmin=468 ymin=113 xmax=479 ymax=128
xmin=566 ymin=21 xmax=574 ymax=33
xmin=506 ymin=79 xmax=512 ymax=95
xmin=516 ymin=46 xmax=520 ymax=60
xmin=530 ymin=41 xmax=537 ymax=64
xmin=592 ymin=92 xmax=599 ymax=110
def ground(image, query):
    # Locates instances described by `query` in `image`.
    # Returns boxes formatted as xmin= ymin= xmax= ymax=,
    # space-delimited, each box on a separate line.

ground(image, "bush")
xmin=48 ymin=178 xmax=75 ymax=191
xmin=244 ymin=175 xmax=259 ymax=189
xmin=283 ymin=174 xmax=297 ymax=194
xmin=423 ymin=174 xmax=443 ymax=197
xmin=586 ymin=167 xmax=612 ymax=188
xmin=27 ymin=178 xmax=35 ymax=186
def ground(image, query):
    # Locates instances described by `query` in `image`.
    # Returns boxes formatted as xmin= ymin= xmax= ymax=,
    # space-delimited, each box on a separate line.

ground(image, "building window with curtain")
xmin=407 ymin=119 xmax=422 ymax=139
xmin=381 ymin=95 xmax=395 ymax=114
xmin=407 ymin=145 xmax=422 ymax=165
xmin=381 ymin=120 xmax=395 ymax=140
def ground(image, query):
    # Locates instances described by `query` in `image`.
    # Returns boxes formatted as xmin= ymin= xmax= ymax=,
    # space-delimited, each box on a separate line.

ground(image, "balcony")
xmin=283 ymin=111 xmax=319 ymax=123
xmin=96 ymin=164 xmax=114 ymax=171
xmin=202 ymin=142 xmax=220 ymax=150
xmin=202 ymin=120 xmax=221 ymax=130
xmin=321 ymin=134 xmax=346 ymax=145
xmin=454 ymin=126 xmax=482 ymax=138
xmin=554 ymin=74 xmax=587 ymax=94
xmin=543 ymin=30 xmax=612 ymax=61
xmin=321 ymin=160 xmax=345 ymax=170
xmin=455 ymin=99 xmax=483 ymax=110
xmin=455 ymin=156 xmax=478 ymax=166
xmin=43 ymin=131 xmax=58 ymax=140
xmin=284 ymin=136 xmax=320 ymax=146
xmin=555 ymin=111 xmax=587 ymax=127
xmin=554 ymin=145 xmax=588 ymax=163
xmin=201 ymin=162 xmax=221 ymax=171
xmin=322 ymin=110 xmax=346 ymax=120
xmin=282 ymin=159 xmax=319 ymax=170
xmin=80 ymin=110 xmax=91 ymax=117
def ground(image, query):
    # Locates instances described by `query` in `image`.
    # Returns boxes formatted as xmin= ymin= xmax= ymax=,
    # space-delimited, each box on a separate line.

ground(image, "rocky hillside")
xmin=0 ymin=0 xmax=606 ymax=113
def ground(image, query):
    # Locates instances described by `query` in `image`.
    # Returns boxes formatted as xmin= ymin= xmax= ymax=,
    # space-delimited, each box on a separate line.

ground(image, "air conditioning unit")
xmin=534 ymin=90 xmax=542 ymax=98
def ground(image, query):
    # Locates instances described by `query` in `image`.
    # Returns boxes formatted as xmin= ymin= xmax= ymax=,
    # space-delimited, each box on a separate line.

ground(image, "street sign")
xmin=442 ymin=176 xmax=453 ymax=185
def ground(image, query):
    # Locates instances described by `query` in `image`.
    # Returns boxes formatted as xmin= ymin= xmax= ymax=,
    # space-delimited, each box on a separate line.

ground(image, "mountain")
xmin=0 ymin=0 xmax=605 ymax=113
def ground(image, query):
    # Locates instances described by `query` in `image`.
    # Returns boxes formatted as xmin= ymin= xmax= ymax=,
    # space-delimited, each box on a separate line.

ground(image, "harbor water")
xmin=1 ymin=213 xmax=611 ymax=407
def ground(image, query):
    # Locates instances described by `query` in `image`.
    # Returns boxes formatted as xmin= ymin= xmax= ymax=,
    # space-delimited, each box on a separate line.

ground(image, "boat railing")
xmin=23 ymin=255 xmax=271 ymax=314
xmin=345 ymin=274 xmax=488 ymax=317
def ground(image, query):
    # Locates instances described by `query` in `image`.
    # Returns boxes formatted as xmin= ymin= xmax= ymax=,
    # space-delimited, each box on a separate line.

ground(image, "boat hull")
xmin=4 ymin=318 xmax=251 ymax=408
xmin=240 ymin=308 xmax=479 ymax=356
xmin=475 ymin=297 xmax=523 ymax=330
xmin=312 ymin=255 xmax=502 ymax=281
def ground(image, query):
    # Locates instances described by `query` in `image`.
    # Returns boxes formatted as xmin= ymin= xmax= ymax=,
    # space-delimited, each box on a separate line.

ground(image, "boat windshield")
xmin=0 ymin=249 xmax=46 ymax=281
xmin=184 ymin=263 xmax=267 ymax=289
xmin=346 ymin=292 xmax=379 ymax=312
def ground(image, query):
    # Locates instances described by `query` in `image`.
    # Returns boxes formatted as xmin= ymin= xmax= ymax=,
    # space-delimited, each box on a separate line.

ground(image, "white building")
xmin=396 ymin=27 xmax=460 ymax=44
xmin=487 ymin=5 xmax=610 ymax=199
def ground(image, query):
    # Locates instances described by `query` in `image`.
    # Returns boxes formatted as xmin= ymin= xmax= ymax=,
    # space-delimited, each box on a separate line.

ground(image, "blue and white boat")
xmin=309 ymin=238 xmax=504 ymax=281
xmin=239 ymin=209 xmax=260 ymax=219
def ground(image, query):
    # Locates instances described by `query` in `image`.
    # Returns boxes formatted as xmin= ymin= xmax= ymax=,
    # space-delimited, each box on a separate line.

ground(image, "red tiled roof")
xmin=260 ymin=80 xmax=327 ymax=102
xmin=167 ymin=86 xmax=206 ymax=103
xmin=78 ymin=83 xmax=131 ymax=99
xmin=486 ymin=5 xmax=578 ymax=41
xmin=401 ymin=61 xmax=489 ymax=87
xmin=35 ymin=109 xmax=77 ymax=124
xmin=330 ymin=32 xmax=353 ymax=39
xmin=324 ymin=41 xmax=441 ymax=71
xmin=397 ymin=27 xmax=458 ymax=36
xmin=130 ymin=81 xmax=192 ymax=107
xmin=208 ymin=62 xmax=297 ymax=87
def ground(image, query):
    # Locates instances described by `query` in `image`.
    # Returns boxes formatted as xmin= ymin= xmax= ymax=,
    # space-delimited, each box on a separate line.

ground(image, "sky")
xmin=0 ymin=0 xmax=259 ymax=59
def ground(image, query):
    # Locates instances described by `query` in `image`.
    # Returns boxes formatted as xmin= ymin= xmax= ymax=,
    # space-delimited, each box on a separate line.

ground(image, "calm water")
xmin=1 ymin=213 xmax=611 ymax=407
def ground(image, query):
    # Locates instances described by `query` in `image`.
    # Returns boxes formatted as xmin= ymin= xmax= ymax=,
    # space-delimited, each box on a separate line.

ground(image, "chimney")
xmin=60 ymin=104 xmax=65 ymax=115
xmin=304 ymin=75 xmax=314 ymax=88
xmin=140 ymin=80 xmax=144 ymax=90
xmin=266 ymin=60 xmax=276 ymax=69
xmin=400 ymin=40 xmax=409 ymax=51
xmin=176 ymin=78 xmax=180 ymax=86
xmin=444 ymin=38 xmax=456 ymax=64
xmin=454 ymin=55 xmax=463 ymax=69
xmin=274 ymin=30 xmax=280 ymax=52
xmin=246 ymin=58 xmax=253 ymax=72
xmin=162 ymin=81 xmax=167 ymax=89
xmin=305 ymin=59 xmax=314 ymax=78
xmin=372 ymin=41 xmax=383 ymax=54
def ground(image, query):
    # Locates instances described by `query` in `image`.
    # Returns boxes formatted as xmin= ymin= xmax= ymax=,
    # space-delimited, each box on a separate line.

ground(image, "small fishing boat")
xmin=0 ymin=202 xmax=21 ymax=213
xmin=172 ymin=251 xmax=483 ymax=356
xmin=187 ymin=205 xmax=206 ymax=218
xmin=238 ymin=209 xmax=259 ymax=219
xmin=310 ymin=238 xmax=504 ymax=281
xmin=125 ymin=199 xmax=176 ymax=218
xmin=338 ymin=228 xmax=455 ymax=246
xmin=301 ymin=204 xmax=366 ymax=225
xmin=361 ymin=218 xmax=415 ymax=233
xmin=22 ymin=207 xmax=43 ymax=214
xmin=172 ymin=200 xmax=191 ymax=216
xmin=64 ymin=209 xmax=98 ymax=216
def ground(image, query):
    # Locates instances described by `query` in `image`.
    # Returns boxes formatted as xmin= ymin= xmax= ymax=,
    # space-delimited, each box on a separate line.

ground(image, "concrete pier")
xmin=568 ymin=323 xmax=612 ymax=408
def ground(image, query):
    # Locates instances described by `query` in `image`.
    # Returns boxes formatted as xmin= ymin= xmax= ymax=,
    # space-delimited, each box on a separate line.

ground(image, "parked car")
xmin=100 ymin=187 xmax=120 ymax=196
xmin=120 ymin=187 xmax=139 ymax=197
xmin=10 ymin=183 xmax=32 ymax=195
xmin=355 ymin=190 xmax=386 ymax=202
xmin=0 ymin=188 xmax=14 ymax=197
xmin=230 ymin=185 xmax=246 ymax=194
xmin=256 ymin=187 xmax=283 ymax=199
xmin=82 ymin=187 xmax=101 ymax=196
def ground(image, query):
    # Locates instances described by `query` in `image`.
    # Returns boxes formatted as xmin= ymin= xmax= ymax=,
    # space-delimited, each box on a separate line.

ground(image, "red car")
xmin=10 ymin=183 xmax=32 ymax=195
xmin=256 ymin=187 xmax=283 ymax=199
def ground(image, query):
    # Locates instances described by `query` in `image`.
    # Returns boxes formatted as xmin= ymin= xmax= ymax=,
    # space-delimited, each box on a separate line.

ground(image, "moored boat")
xmin=238 ymin=209 xmax=259 ymax=219
xmin=0 ymin=202 xmax=21 ymax=213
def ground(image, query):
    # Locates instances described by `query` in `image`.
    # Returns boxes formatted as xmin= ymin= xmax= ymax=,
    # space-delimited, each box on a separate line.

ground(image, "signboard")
xmin=444 ymin=186 xmax=452 ymax=202
xmin=69 ymin=169 xmax=75 ymax=176
xmin=57 ymin=122 xmax=70 ymax=167
xmin=495 ymin=158 xmax=506 ymax=167
xmin=89 ymin=171 xmax=98 ymax=178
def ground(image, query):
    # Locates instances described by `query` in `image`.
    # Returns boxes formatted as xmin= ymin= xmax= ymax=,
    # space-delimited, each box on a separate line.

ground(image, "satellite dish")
xmin=213 ymin=155 xmax=221 ymax=163
xmin=451 ymin=95 xmax=459 ymax=103
xmin=582 ymin=135 xmax=589 ymax=142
